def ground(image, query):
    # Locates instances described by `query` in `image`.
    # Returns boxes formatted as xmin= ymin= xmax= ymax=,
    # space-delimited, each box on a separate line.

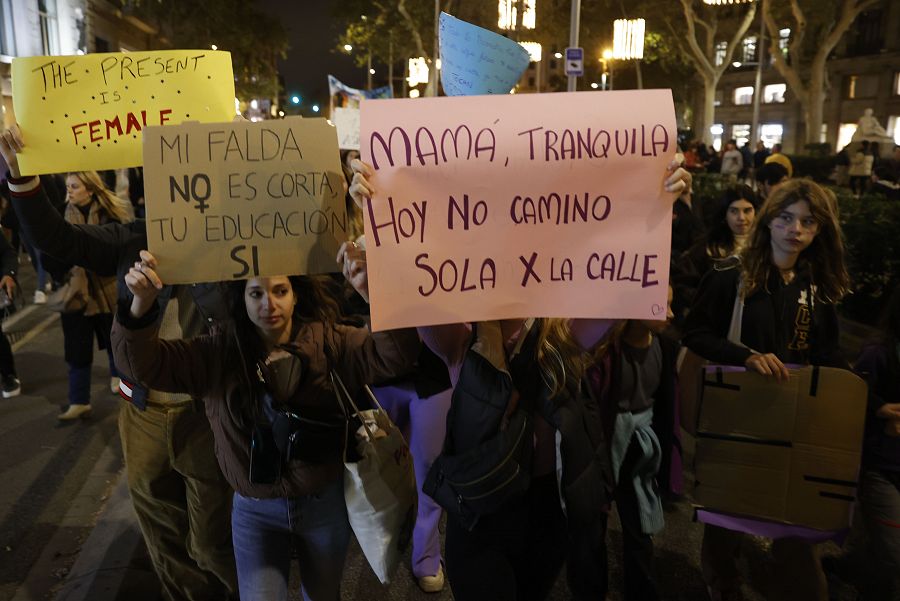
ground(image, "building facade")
xmin=0 ymin=0 xmax=162 ymax=130
xmin=712 ymin=0 xmax=900 ymax=153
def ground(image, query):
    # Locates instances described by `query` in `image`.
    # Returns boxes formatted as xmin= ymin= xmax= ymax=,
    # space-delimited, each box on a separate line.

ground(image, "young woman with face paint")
xmin=684 ymin=179 xmax=851 ymax=601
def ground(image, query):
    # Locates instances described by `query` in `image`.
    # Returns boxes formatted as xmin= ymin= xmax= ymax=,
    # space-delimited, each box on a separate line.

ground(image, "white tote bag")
xmin=331 ymin=372 xmax=417 ymax=584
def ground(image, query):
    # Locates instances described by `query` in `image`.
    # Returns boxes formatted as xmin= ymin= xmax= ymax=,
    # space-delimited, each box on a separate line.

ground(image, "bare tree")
xmin=664 ymin=0 xmax=758 ymax=145
xmin=762 ymin=0 xmax=879 ymax=145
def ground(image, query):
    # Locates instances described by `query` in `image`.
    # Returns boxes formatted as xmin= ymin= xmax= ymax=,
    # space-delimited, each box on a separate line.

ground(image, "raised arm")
xmin=1 ymin=126 xmax=133 ymax=276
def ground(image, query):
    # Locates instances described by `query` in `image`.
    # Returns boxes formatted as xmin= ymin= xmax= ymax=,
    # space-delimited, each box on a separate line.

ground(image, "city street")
xmin=0 ymin=267 xmax=867 ymax=601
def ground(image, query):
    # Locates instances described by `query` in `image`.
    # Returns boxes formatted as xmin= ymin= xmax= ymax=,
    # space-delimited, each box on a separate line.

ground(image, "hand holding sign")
xmin=125 ymin=250 xmax=163 ymax=319
xmin=0 ymin=125 xmax=25 ymax=179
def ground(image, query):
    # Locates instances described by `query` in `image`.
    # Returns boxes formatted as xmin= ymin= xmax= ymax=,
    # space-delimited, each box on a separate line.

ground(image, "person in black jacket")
xmin=0 ymin=230 xmax=20 ymax=396
xmin=0 ymin=126 xmax=237 ymax=600
xmin=851 ymin=285 xmax=900 ymax=599
xmin=684 ymin=178 xmax=851 ymax=601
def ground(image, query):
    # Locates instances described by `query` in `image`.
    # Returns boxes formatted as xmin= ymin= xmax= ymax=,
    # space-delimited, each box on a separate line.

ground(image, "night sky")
xmin=257 ymin=0 xmax=371 ymax=108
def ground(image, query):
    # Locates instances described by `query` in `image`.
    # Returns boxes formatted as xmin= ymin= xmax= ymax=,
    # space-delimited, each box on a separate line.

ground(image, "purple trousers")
xmin=371 ymin=382 xmax=452 ymax=579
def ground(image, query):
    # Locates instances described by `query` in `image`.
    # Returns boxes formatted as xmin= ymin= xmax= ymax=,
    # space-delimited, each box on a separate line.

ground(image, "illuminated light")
xmin=590 ymin=82 xmax=599 ymax=89
xmin=250 ymin=99 xmax=259 ymax=110
xmin=554 ymin=52 xmax=562 ymax=59
xmin=710 ymin=124 xmax=724 ymax=135
xmin=291 ymin=95 xmax=301 ymax=105
xmin=436 ymin=59 xmax=441 ymax=70
xmin=250 ymin=117 xmax=261 ymax=122
xmin=409 ymin=89 xmax=421 ymax=98
xmin=703 ymin=0 xmax=753 ymax=4
xmin=312 ymin=104 xmax=320 ymax=113
xmin=211 ymin=44 xmax=218 ymax=50
xmin=602 ymin=48 xmax=613 ymax=61
xmin=344 ymin=44 xmax=353 ymax=52
xmin=612 ymin=19 xmax=645 ymax=60
xmin=519 ymin=42 xmax=542 ymax=62
xmin=498 ymin=0 xmax=536 ymax=31
xmin=408 ymin=57 xmax=429 ymax=86
xmin=369 ymin=68 xmax=375 ymax=75
xmin=278 ymin=110 xmax=284 ymax=117
xmin=234 ymin=97 xmax=240 ymax=115
xmin=732 ymin=61 xmax=742 ymax=68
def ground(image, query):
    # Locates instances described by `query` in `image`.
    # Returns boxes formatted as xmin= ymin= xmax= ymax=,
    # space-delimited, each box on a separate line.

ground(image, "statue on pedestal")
xmin=851 ymin=108 xmax=894 ymax=145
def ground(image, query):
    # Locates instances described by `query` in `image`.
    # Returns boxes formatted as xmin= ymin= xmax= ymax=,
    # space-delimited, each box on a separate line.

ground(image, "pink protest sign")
xmin=360 ymin=90 xmax=676 ymax=331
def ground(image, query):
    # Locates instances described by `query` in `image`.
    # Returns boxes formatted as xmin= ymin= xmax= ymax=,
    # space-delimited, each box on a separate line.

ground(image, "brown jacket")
xmin=112 ymin=311 xmax=420 ymax=498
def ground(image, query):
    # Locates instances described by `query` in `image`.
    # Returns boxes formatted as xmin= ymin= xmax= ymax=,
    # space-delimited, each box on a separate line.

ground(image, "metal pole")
xmin=367 ymin=52 xmax=372 ymax=90
xmin=388 ymin=35 xmax=394 ymax=96
xmin=567 ymin=0 xmax=581 ymax=92
xmin=750 ymin=10 xmax=765 ymax=149
xmin=429 ymin=0 xmax=439 ymax=97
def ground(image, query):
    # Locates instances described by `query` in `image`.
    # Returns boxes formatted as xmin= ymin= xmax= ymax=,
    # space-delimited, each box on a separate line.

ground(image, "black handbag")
xmin=423 ymin=322 xmax=537 ymax=531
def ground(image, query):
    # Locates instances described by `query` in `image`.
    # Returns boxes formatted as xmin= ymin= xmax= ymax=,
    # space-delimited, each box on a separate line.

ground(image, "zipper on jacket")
xmin=445 ymin=417 xmax=528 ymax=487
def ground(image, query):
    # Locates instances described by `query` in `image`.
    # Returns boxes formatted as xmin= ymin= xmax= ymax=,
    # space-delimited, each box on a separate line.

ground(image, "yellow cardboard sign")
xmin=12 ymin=50 xmax=236 ymax=175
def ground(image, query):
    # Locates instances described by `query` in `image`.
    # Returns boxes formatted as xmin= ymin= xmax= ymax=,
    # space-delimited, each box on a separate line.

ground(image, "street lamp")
xmin=343 ymin=44 xmax=353 ymax=52
xmin=312 ymin=104 xmax=320 ymax=113
xmin=599 ymin=48 xmax=613 ymax=90
xmin=291 ymin=95 xmax=301 ymax=105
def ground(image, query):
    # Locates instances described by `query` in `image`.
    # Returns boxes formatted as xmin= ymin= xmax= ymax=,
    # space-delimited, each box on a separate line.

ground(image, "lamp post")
xmin=600 ymin=48 xmax=613 ymax=90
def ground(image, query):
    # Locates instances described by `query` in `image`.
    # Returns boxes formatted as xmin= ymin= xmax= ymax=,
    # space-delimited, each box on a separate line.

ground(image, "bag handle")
xmin=330 ymin=371 xmax=379 ymax=443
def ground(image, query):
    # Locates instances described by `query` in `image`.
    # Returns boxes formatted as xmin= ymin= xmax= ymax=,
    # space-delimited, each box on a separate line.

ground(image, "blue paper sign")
xmin=438 ymin=12 xmax=530 ymax=96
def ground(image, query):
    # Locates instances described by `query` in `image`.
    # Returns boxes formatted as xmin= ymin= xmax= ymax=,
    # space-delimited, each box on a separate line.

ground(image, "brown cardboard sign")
xmin=143 ymin=118 xmax=347 ymax=284
xmin=693 ymin=366 xmax=867 ymax=531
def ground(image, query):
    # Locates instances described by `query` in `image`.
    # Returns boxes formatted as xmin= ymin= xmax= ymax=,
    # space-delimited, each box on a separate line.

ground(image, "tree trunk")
xmin=803 ymin=69 xmax=826 ymax=145
xmin=697 ymin=75 xmax=717 ymax=146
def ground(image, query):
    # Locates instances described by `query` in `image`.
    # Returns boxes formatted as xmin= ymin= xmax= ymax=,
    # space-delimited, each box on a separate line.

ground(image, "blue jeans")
xmin=231 ymin=477 xmax=350 ymax=601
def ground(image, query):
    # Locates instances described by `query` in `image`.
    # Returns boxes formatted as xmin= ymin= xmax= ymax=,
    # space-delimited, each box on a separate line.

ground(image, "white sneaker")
xmin=417 ymin=565 xmax=445 ymax=593
xmin=110 ymin=377 xmax=120 ymax=394
xmin=33 ymin=290 xmax=46 ymax=304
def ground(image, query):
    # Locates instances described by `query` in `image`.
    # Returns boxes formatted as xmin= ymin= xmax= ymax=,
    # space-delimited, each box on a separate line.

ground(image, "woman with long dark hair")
xmin=112 ymin=252 xmax=420 ymax=601
xmin=57 ymin=171 xmax=133 ymax=420
xmin=673 ymin=185 xmax=759 ymax=325
xmin=685 ymin=179 xmax=851 ymax=601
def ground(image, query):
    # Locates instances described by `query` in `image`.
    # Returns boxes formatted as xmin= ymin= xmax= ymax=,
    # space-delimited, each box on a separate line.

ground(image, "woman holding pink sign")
xmin=349 ymin=157 xmax=691 ymax=601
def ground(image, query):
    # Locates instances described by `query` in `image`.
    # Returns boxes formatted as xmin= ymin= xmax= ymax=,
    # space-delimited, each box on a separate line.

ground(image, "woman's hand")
xmin=744 ymin=352 xmax=791 ymax=382
xmin=0 ymin=275 xmax=16 ymax=299
xmin=664 ymin=153 xmax=691 ymax=197
xmin=0 ymin=125 xmax=24 ymax=179
xmin=876 ymin=403 xmax=900 ymax=437
xmin=124 ymin=250 xmax=163 ymax=318
xmin=348 ymin=159 xmax=375 ymax=209
xmin=337 ymin=240 xmax=369 ymax=302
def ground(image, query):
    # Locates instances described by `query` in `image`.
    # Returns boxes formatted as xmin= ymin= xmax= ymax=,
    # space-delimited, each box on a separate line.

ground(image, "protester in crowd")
xmin=55 ymin=171 xmax=132 ymax=420
xmin=755 ymin=162 xmax=790 ymax=201
xmin=872 ymin=144 xmax=900 ymax=200
xmin=683 ymin=141 xmax=704 ymax=172
xmin=0 ymin=229 xmax=20 ymax=397
xmin=706 ymin=144 xmax=721 ymax=174
xmin=765 ymin=143 xmax=793 ymax=178
xmin=849 ymin=140 xmax=874 ymax=197
xmin=585 ymin=287 xmax=680 ymax=601
xmin=739 ymin=142 xmax=753 ymax=181
xmin=753 ymin=140 xmax=769 ymax=171
xmin=671 ymin=185 xmax=704 ymax=258
xmin=852 ymin=284 xmax=900 ymax=600
xmin=0 ymin=126 xmax=238 ymax=600
xmin=348 ymin=157 xmax=691 ymax=601
xmin=113 ymin=250 xmax=421 ymax=601
xmin=673 ymin=185 xmax=759 ymax=327
xmin=684 ymin=179 xmax=851 ymax=601
xmin=127 ymin=167 xmax=145 ymax=219
xmin=720 ymin=140 xmax=744 ymax=181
